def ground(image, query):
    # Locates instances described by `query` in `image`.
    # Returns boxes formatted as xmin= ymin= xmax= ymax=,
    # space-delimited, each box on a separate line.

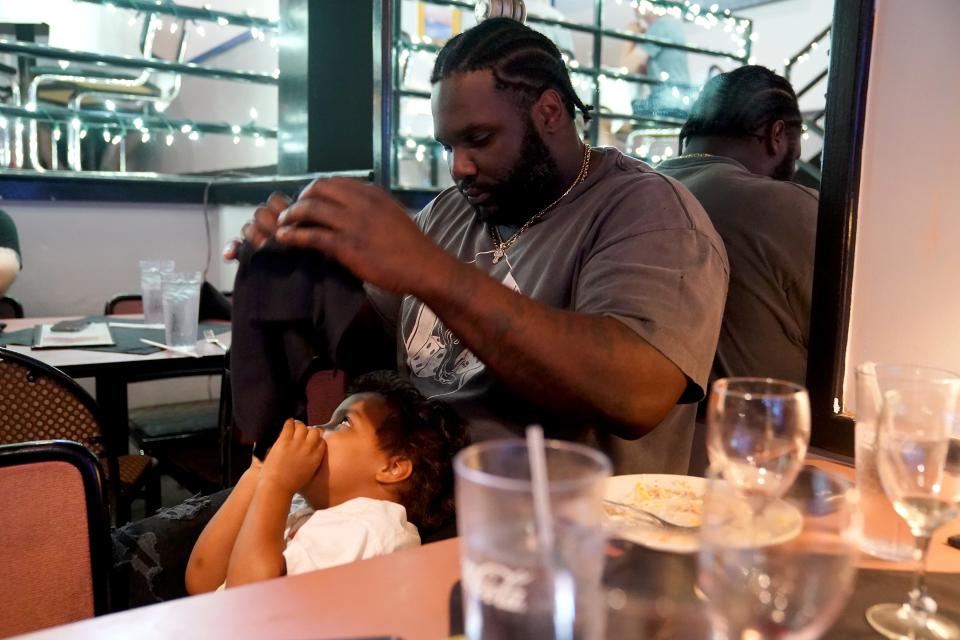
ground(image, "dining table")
xmin=0 ymin=315 xmax=230 ymax=454
xmin=11 ymin=457 xmax=960 ymax=640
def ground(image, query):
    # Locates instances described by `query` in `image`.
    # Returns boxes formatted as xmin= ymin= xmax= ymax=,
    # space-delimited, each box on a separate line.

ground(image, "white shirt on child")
xmin=281 ymin=495 xmax=421 ymax=576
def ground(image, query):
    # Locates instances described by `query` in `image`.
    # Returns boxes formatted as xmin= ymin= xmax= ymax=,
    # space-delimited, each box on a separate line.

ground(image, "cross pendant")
xmin=492 ymin=248 xmax=504 ymax=264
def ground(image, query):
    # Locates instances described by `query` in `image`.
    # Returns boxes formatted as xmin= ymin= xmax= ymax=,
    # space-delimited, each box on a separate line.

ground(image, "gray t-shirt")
xmin=369 ymin=147 xmax=728 ymax=474
xmin=657 ymin=155 xmax=818 ymax=385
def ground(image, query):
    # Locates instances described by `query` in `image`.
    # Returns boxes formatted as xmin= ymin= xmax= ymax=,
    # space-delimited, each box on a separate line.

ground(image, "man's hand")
xmin=222 ymin=191 xmax=292 ymax=260
xmin=273 ymin=177 xmax=451 ymax=294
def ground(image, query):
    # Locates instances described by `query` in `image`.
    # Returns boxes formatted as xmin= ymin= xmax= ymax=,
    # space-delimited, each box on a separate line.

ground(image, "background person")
xmin=657 ymin=65 xmax=816 ymax=386
xmin=0 ymin=209 xmax=21 ymax=297
xmin=620 ymin=5 xmax=690 ymax=117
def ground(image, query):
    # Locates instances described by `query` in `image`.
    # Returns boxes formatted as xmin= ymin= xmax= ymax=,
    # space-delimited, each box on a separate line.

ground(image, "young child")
xmin=185 ymin=371 xmax=468 ymax=593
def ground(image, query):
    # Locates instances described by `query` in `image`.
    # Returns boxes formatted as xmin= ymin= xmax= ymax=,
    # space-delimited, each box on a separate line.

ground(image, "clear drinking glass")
xmin=706 ymin=377 xmax=811 ymax=506
xmin=454 ymin=438 xmax=611 ymax=640
xmin=854 ymin=363 xmax=953 ymax=561
xmin=698 ymin=465 xmax=860 ymax=640
xmin=139 ymin=259 xmax=175 ymax=324
xmin=866 ymin=375 xmax=960 ymax=640
xmin=161 ymin=271 xmax=202 ymax=348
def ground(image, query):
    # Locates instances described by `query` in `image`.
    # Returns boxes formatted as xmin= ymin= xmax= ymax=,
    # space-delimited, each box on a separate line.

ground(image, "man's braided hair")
xmin=431 ymin=17 xmax=592 ymax=123
xmin=679 ymin=65 xmax=801 ymax=151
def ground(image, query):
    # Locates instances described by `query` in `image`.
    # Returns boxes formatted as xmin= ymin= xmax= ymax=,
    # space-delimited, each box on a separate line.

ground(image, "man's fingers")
xmin=296 ymin=177 xmax=368 ymax=209
xmin=276 ymin=198 xmax=345 ymax=231
xmin=222 ymin=239 xmax=241 ymax=261
xmin=252 ymin=205 xmax=280 ymax=235
xmin=274 ymin=224 xmax=339 ymax=254
xmin=266 ymin=190 xmax=293 ymax=213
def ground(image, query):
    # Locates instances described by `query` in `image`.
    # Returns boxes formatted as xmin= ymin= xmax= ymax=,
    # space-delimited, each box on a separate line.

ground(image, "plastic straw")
xmin=526 ymin=424 xmax=555 ymax=553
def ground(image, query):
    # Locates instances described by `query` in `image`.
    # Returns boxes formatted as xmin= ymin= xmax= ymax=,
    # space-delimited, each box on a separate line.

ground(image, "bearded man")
xmin=231 ymin=18 xmax=728 ymax=474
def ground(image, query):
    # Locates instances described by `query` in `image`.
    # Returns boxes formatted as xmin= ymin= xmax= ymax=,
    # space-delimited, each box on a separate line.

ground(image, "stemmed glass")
xmin=698 ymin=465 xmax=861 ymax=639
xmin=867 ymin=375 xmax=960 ymax=639
xmin=706 ymin=378 xmax=811 ymax=508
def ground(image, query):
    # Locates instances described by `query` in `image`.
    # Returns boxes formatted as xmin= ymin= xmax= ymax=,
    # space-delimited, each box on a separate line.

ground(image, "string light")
xmin=188 ymin=130 xmax=200 ymax=141
xmin=180 ymin=123 xmax=192 ymax=134
xmin=141 ymin=130 xmax=151 ymax=143
xmin=165 ymin=132 xmax=174 ymax=146
xmin=104 ymin=99 xmax=116 ymax=112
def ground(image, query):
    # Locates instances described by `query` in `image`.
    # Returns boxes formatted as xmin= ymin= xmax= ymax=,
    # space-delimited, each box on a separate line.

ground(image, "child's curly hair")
xmin=348 ymin=371 xmax=470 ymax=533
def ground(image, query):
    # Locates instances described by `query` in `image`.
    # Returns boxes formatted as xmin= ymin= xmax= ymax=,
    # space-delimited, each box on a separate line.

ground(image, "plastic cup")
xmin=454 ymin=438 xmax=611 ymax=640
xmin=853 ymin=363 xmax=958 ymax=561
xmin=139 ymin=259 xmax=175 ymax=324
xmin=161 ymin=271 xmax=202 ymax=348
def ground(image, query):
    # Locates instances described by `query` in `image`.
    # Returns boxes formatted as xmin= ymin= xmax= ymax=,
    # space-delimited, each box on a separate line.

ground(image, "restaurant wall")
xmin=1 ymin=200 xmax=241 ymax=408
xmin=842 ymin=0 xmax=960 ymax=412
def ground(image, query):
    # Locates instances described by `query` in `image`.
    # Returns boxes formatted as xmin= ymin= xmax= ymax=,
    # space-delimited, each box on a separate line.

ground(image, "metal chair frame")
xmin=0 ymin=294 xmax=24 ymax=319
xmin=0 ymin=346 xmax=158 ymax=523
xmin=0 ymin=439 xmax=112 ymax=616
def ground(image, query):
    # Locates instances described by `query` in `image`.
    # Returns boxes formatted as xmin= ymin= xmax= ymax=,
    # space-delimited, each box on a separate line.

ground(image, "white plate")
xmin=603 ymin=474 xmax=805 ymax=555
xmin=604 ymin=474 xmax=706 ymax=554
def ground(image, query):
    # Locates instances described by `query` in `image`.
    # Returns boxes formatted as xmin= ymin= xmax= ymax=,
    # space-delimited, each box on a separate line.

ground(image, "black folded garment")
xmin=199 ymin=281 xmax=232 ymax=321
xmin=230 ymin=241 xmax=391 ymax=455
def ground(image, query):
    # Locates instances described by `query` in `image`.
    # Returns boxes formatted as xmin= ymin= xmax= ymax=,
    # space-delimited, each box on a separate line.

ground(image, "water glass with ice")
xmin=454 ymin=438 xmax=611 ymax=640
xmin=161 ymin=271 xmax=202 ymax=348
xmin=139 ymin=259 xmax=174 ymax=324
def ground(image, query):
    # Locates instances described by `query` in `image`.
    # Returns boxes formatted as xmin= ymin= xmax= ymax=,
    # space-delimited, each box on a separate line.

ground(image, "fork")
xmin=203 ymin=329 xmax=228 ymax=352
xmin=602 ymin=498 xmax=700 ymax=530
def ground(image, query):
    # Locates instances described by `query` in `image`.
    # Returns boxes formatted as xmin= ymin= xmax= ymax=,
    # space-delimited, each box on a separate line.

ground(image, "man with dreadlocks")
xmin=658 ymin=65 xmax=817 ymax=386
xmin=230 ymin=18 xmax=728 ymax=475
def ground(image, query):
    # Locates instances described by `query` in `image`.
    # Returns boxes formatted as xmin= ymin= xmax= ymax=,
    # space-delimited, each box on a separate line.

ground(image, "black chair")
xmin=103 ymin=293 xmax=143 ymax=316
xmin=0 ymin=295 xmax=23 ymax=319
xmin=104 ymin=292 xmax=233 ymax=494
xmin=0 ymin=440 xmax=112 ymax=635
xmin=0 ymin=347 xmax=160 ymax=524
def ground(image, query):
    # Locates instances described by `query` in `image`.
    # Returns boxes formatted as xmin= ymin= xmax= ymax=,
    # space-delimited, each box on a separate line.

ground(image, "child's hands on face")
xmin=260 ymin=418 xmax=327 ymax=496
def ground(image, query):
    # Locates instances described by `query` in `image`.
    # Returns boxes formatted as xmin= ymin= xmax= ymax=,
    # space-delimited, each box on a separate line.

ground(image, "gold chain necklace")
xmin=490 ymin=143 xmax=591 ymax=264
xmin=677 ymin=152 xmax=716 ymax=160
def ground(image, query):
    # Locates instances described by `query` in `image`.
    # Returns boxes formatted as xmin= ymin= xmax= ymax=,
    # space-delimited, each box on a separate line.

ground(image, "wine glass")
xmin=867 ymin=376 xmax=960 ymax=639
xmin=698 ymin=465 xmax=860 ymax=640
xmin=707 ymin=378 xmax=811 ymax=506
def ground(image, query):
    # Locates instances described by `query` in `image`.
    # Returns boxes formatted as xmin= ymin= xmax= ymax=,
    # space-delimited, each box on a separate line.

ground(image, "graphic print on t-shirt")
xmin=404 ymin=266 xmax=520 ymax=396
